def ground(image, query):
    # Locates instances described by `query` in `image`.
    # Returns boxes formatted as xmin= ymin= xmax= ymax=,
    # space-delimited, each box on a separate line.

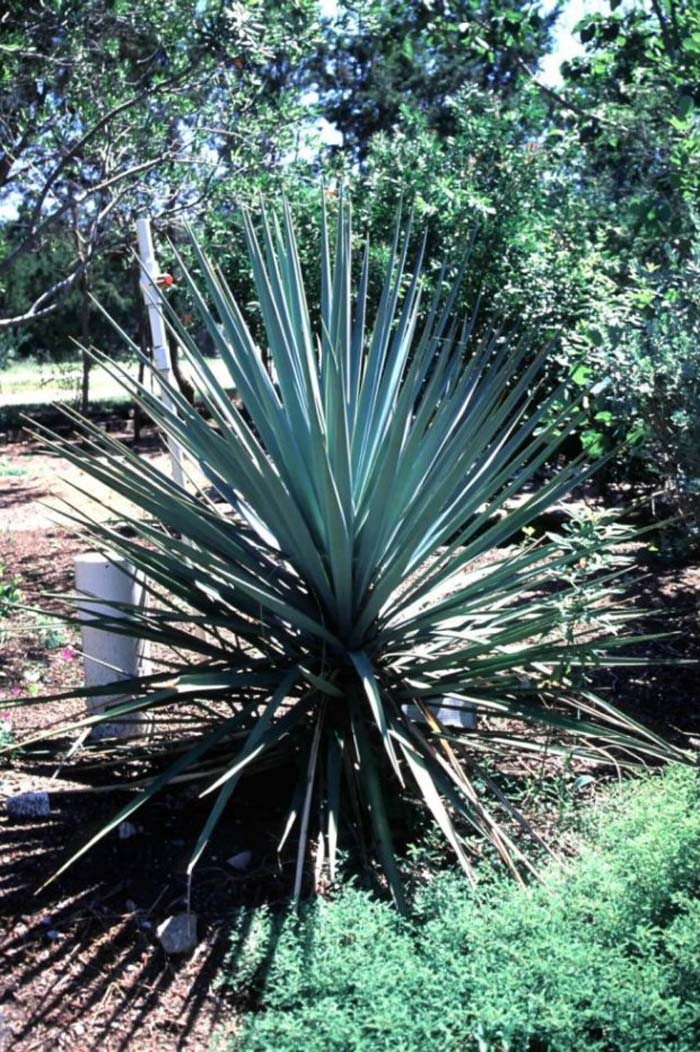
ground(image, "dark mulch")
xmin=0 ymin=758 xmax=304 ymax=1052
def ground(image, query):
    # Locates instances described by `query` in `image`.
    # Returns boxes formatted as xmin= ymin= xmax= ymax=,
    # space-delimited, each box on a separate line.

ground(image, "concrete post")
xmin=74 ymin=551 xmax=150 ymax=738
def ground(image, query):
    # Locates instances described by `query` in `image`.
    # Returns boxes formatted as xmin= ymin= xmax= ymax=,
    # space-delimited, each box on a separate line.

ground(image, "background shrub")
xmin=600 ymin=249 xmax=700 ymax=551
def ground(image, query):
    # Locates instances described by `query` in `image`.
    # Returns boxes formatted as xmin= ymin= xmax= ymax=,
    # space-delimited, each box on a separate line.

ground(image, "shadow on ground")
xmin=591 ymin=554 xmax=700 ymax=749
xmin=0 ymin=764 xmax=300 ymax=1052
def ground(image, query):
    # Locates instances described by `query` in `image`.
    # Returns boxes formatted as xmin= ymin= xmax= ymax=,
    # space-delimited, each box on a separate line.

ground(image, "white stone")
xmin=6 ymin=791 xmax=51 ymax=818
xmin=156 ymin=912 xmax=198 ymax=955
xmin=402 ymin=696 xmax=477 ymax=731
xmin=227 ymin=850 xmax=252 ymax=871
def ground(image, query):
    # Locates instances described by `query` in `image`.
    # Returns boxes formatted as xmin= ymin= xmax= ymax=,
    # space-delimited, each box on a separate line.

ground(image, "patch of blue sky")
xmin=539 ymin=0 xmax=647 ymax=86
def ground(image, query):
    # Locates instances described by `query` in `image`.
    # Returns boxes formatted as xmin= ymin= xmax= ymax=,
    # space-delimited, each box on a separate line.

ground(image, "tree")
xmin=309 ymin=0 xmax=559 ymax=158
xmin=0 ymin=0 xmax=320 ymax=403
xmin=557 ymin=0 xmax=700 ymax=265
xmin=538 ymin=0 xmax=700 ymax=536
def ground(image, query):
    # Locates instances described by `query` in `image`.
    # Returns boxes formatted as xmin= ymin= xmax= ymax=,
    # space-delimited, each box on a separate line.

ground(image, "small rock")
xmin=118 ymin=820 xmax=137 ymax=840
xmin=6 ymin=791 xmax=51 ymax=818
xmin=156 ymin=912 xmax=198 ymax=955
xmin=227 ymin=850 xmax=253 ymax=871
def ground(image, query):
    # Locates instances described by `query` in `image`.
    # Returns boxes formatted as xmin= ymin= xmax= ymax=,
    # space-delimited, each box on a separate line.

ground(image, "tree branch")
xmin=0 ymin=260 xmax=89 ymax=329
xmin=0 ymin=64 xmax=199 ymax=273
xmin=513 ymin=54 xmax=627 ymax=132
xmin=0 ymin=187 xmax=129 ymax=330
xmin=0 ymin=151 xmax=176 ymax=276
xmin=649 ymin=0 xmax=678 ymax=61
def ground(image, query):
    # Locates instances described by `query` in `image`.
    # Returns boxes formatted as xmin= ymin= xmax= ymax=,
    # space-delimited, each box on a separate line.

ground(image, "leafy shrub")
xmin=612 ymin=287 xmax=700 ymax=550
xmin=34 ymin=615 xmax=68 ymax=650
xmin=0 ymin=561 xmax=22 ymax=643
xmin=0 ymin=561 xmax=22 ymax=616
xmin=324 ymin=90 xmax=598 ymax=346
xmin=7 ymin=200 xmax=687 ymax=901
xmin=219 ymin=766 xmax=700 ymax=1052
xmin=565 ymin=237 xmax=700 ymax=554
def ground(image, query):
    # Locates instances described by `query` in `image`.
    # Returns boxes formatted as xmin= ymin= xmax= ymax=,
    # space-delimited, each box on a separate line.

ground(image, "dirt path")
xmin=1 ymin=438 xmax=174 ymax=533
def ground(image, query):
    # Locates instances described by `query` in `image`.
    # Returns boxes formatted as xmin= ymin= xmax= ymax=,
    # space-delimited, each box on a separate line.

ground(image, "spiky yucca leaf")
xmin=6 ymin=200 xmax=691 ymax=908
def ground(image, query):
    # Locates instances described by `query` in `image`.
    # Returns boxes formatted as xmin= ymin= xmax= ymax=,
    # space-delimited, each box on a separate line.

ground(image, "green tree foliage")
xmin=559 ymin=0 xmax=700 ymax=262
xmin=0 ymin=0 xmax=320 ymax=332
xmin=327 ymin=87 xmax=594 ymax=343
xmin=546 ymin=1 xmax=700 ymax=535
xmin=310 ymin=0 xmax=559 ymax=158
xmin=0 ymin=219 xmax=135 ymax=367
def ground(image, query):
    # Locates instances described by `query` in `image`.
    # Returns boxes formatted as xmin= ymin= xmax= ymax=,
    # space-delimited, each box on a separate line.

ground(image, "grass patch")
xmin=0 ymin=358 xmax=134 ymax=431
xmin=0 ymin=355 xmax=233 ymax=432
xmin=0 ymin=357 xmax=134 ymax=406
xmin=217 ymin=766 xmax=700 ymax=1052
xmin=0 ymin=355 xmax=232 ymax=407
xmin=0 ymin=457 xmax=28 ymax=476
xmin=0 ymin=396 xmax=133 ymax=433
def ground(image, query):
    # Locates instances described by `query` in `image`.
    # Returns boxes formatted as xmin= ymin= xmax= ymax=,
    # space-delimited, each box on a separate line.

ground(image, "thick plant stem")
xmin=350 ymin=699 xmax=407 ymax=913
xmin=293 ymin=706 xmax=324 ymax=909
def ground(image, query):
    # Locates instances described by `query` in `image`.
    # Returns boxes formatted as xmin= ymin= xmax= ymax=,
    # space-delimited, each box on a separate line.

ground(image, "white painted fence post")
xmin=136 ymin=216 xmax=185 ymax=488
xmin=74 ymin=551 xmax=150 ymax=738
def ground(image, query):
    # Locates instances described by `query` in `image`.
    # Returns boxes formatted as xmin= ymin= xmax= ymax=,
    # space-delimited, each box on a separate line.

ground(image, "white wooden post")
xmin=136 ymin=216 xmax=185 ymax=488
xmin=75 ymin=552 xmax=150 ymax=738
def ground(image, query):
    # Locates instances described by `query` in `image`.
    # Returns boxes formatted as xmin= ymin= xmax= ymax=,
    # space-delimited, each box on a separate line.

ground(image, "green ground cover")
xmin=218 ymin=767 xmax=700 ymax=1052
xmin=0 ymin=358 xmax=132 ymax=407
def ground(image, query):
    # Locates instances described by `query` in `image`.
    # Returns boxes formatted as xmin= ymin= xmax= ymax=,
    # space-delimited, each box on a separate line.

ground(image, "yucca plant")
xmin=7 ymin=200 xmax=690 ymax=909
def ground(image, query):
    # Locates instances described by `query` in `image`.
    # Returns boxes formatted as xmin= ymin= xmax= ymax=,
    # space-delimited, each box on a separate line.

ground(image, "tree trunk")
xmin=79 ymin=271 xmax=91 ymax=414
xmin=169 ymin=332 xmax=196 ymax=406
